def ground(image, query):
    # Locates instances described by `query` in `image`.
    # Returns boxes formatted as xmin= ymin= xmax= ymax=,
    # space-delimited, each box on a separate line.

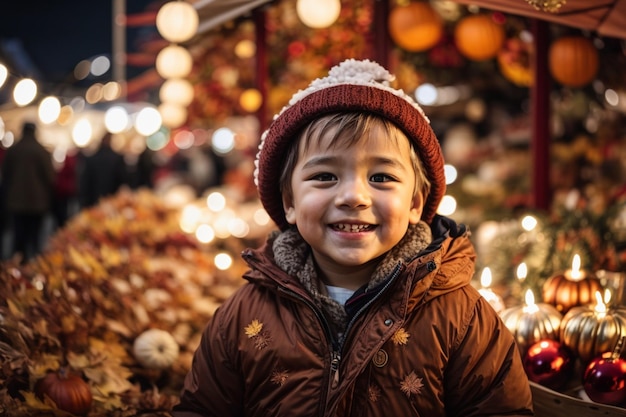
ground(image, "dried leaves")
xmin=0 ymin=189 xmax=256 ymax=415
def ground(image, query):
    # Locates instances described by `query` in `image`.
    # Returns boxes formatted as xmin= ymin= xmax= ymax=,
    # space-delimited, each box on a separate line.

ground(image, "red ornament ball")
xmin=523 ymin=339 xmax=575 ymax=390
xmin=584 ymin=351 xmax=626 ymax=406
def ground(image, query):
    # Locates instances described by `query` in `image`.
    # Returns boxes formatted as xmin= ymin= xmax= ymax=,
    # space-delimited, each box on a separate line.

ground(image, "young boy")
xmin=173 ymin=59 xmax=533 ymax=416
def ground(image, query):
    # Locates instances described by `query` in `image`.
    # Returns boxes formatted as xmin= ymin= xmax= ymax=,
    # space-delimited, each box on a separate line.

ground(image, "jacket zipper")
xmin=276 ymin=286 xmax=342 ymax=409
xmin=243 ymin=251 xmax=413 ymax=411
xmin=283 ymin=262 xmax=404 ymax=389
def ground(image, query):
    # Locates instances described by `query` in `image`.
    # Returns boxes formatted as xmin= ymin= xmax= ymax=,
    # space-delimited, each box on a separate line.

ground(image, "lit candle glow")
xmin=517 ymin=262 xmax=527 ymax=282
xmin=477 ymin=267 xmax=505 ymax=313
xmin=566 ymin=253 xmax=584 ymax=281
xmin=594 ymin=290 xmax=607 ymax=316
xmin=523 ymin=289 xmax=539 ymax=314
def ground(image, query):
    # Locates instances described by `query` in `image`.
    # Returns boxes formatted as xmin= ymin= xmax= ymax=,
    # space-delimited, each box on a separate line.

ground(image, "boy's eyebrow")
xmin=300 ymin=154 xmax=407 ymax=169
xmin=300 ymin=155 xmax=339 ymax=169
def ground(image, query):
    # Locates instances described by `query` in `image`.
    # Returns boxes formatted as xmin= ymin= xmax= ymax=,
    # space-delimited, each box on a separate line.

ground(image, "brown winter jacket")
xmin=173 ymin=216 xmax=534 ymax=417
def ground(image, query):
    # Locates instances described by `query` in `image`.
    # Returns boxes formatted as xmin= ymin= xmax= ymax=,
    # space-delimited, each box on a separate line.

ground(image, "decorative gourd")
xmin=542 ymin=254 xmax=602 ymax=313
xmin=388 ymin=2 xmax=443 ymax=52
xmin=454 ymin=13 xmax=505 ymax=61
xmin=499 ymin=290 xmax=563 ymax=356
xmin=497 ymin=37 xmax=533 ymax=87
xmin=560 ymin=292 xmax=626 ymax=364
xmin=133 ymin=328 xmax=180 ymax=369
xmin=34 ymin=368 xmax=93 ymax=416
xmin=548 ymin=36 xmax=599 ymax=87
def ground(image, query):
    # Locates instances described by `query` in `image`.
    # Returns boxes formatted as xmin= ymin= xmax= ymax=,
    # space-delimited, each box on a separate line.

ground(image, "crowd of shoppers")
xmin=0 ymin=123 xmax=154 ymax=262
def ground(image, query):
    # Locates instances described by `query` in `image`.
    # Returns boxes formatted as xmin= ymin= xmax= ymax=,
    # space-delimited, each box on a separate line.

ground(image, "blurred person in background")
xmin=1 ymin=121 xmax=56 ymax=263
xmin=79 ymin=131 xmax=128 ymax=208
xmin=52 ymin=148 xmax=79 ymax=229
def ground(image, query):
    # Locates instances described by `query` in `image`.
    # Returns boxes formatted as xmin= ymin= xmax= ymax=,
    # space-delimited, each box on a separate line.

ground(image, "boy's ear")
xmin=282 ymin=194 xmax=297 ymax=225
xmin=408 ymin=192 xmax=424 ymax=225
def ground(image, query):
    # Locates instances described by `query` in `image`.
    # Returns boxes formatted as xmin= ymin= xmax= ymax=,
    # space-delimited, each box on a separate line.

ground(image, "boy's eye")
xmin=311 ymin=172 xmax=336 ymax=181
xmin=370 ymin=173 xmax=394 ymax=182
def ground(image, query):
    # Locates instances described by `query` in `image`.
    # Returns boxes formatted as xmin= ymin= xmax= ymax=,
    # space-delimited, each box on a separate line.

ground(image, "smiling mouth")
xmin=331 ymin=223 xmax=375 ymax=232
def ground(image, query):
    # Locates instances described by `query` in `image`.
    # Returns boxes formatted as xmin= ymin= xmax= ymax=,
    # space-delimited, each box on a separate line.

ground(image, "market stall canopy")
xmin=194 ymin=0 xmax=273 ymax=35
xmin=193 ymin=0 xmax=626 ymax=39
xmin=452 ymin=0 xmax=626 ymax=39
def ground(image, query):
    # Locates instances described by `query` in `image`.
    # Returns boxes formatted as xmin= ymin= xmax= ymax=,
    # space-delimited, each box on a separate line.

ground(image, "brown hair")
xmin=279 ymin=112 xmax=431 ymax=205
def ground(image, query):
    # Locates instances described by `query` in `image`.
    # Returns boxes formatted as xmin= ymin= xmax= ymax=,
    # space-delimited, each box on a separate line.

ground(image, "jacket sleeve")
xmin=444 ymin=297 xmax=534 ymax=416
xmin=172 ymin=301 xmax=245 ymax=417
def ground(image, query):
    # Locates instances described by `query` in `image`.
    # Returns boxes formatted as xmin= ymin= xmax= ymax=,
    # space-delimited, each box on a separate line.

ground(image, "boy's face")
xmin=283 ymin=124 xmax=423 ymax=281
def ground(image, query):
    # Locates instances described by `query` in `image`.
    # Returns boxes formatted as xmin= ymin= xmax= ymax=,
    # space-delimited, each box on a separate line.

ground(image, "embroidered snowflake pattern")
xmin=270 ymin=370 xmax=289 ymax=386
xmin=391 ymin=328 xmax=410 ymax=346
xmin=254 ymin=334 xmax=270 ymax=350
xmin=368 ymin=384 xmax=381 ymax=402
xmin=245 ymin=319 xmax=263 ymax=337
xmin=400 ymin=371 xmax=424 ymax=397
xmin=244 ymin=319 xmax=271 ymax=350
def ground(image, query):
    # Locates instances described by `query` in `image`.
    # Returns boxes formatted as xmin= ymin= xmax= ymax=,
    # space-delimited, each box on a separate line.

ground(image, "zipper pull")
xmin=330 ymin=351 xmax=341 ymax=388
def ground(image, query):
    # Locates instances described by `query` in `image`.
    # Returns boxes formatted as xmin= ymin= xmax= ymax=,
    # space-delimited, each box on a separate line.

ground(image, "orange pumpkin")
xmin=548 ymin=36 xmax=599 ymax=87
xmin=35 ymin=369 xmax=93 ymax=416
xmin=388 ymin=2 xmax=443 ymax=52
xmin=454 ymin=14 xmax=505 ymax=61
xmin=542 ymin=271 xmax=603 ymax=313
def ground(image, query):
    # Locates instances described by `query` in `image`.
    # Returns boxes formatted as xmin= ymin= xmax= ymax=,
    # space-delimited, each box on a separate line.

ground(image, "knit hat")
xmin=254 ymin=59 xmax=446 ymax=231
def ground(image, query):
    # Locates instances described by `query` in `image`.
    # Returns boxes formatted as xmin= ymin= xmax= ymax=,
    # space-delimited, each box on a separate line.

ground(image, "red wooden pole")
xmin=530 ymin=19 xmax=551 ymax=212
xmin=254 ymin=7 xmax=268 ymax=133
xmin=373 ymin=0 xmax=389 ymax=67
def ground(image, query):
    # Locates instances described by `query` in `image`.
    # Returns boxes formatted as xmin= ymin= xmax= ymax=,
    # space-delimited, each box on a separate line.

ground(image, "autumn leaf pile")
xmin=0 ymin=188 xmax=255 ymax=416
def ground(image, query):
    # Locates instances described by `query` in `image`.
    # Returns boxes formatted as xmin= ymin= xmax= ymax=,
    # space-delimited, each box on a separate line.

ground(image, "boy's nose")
xmin=335 ymin=178 xmax=371 ymax=208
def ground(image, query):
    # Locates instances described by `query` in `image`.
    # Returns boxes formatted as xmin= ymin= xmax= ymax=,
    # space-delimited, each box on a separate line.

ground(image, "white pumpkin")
xmin=133 ymin=328 xmax=180 ymax=370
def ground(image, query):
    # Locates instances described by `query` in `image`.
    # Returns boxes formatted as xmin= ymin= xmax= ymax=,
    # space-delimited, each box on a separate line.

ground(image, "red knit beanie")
xmin=254 ymin=59 xmax=446 ymax=231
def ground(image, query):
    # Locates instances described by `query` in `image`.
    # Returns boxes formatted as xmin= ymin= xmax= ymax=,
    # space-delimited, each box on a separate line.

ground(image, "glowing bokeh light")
xmin=214 ymin=252 xmax=233 ymax=270
xmin=444 ymin=164 xmax=458 ymax=184
xmin=296 ymin=0 xmax=341 ymax=28
xmin=521 ymin=215 xmax=538 ymax=231
xmin=71 ymin=118 xmax=93 ymax=147
xmin=206 ymin=192 xmax=226 ymax=212
xmin=415 ymin=83 xmax=437 ymax=106
xmin=135 ymin=106 xmax=162 ymax=136
xmin=196 ymin=224 xmax=216 ymax=244
xmin=90 ymin=55 xmax=111 ymax=77
xmin=437 ymin=195 xmax=457 ymax=216
xmin=0 ymin=64 xmax=7 ymax=88
xmin=156 ymin=45 xmax=192 ymax=78
xmin=38 ymin=96 xmax=61 ymax=124
xmin=212 ymin=127 xmax=235 ymax=154
xmin=105 ymin=106 xmax=130 ymax=133
xmin=13 ymin=78 xmax=37 ymax=107
xmin=156 ymin=1 xmax=199 ymax=43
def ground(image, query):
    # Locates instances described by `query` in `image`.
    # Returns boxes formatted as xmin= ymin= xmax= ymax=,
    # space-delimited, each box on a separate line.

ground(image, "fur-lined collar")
xmin=272 ymin=222 xmax=433 ymax=335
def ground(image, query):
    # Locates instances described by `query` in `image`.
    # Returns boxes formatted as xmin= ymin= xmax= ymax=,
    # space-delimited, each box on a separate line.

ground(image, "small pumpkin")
xmin=542 ymin=255 xmax=602 ymax=313
xmin=548 ymin=36 xmax=599 ymax=88
xmin=133 ymin=328 xmax=180 ymax=370
xmin=388 ymin=2 xmax=443 ymax=52
xmin=454 ymin=13 xmax=505 ymax=61
xmin=499 ymin=290 xmax=563 ymax=356
xmin=560 ymin=293 xmax=626 ymax=364
xmin=34 ymin=368 xmax=92 ymax=416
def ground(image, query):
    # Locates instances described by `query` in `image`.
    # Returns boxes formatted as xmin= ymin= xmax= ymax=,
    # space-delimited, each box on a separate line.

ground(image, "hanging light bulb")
xmin=156 ymin=1 xmax=199 ymax=43
xmin=525 ymin=0 xmax=567 ymax=13
xmin=156 ymin=45 xmax=193 ymax=78
xmin=296 ymin=0 xmax=341 ymax=29
xmin=159 ymin=78 xmax=194 ymax=106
